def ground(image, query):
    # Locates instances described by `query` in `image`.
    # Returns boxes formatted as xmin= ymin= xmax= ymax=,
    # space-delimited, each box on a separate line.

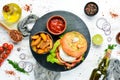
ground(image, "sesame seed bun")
xmin=60 ymin=31 xmax=87 ymax=58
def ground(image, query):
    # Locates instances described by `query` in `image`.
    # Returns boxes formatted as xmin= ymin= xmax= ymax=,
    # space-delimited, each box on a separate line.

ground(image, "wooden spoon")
xmin=0 ymin=22 xmax=23 ymax=43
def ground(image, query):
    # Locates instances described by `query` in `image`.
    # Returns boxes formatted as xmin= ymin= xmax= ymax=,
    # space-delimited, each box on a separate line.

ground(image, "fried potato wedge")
xmin=31 ymin=32 xmax=53 ymax=54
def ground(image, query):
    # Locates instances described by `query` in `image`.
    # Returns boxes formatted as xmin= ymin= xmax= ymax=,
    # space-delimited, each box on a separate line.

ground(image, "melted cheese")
xmin=59 ymin=46 xmax=76 ymax=62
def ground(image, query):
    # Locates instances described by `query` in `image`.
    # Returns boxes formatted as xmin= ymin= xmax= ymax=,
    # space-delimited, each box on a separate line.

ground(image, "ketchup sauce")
xmin=48 ymin=17 xmax=65 ymax=33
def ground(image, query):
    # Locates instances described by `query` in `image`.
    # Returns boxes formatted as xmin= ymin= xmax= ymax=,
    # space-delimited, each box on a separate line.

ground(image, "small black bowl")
xmin=84 ymin=2 xmax=99 ymax=16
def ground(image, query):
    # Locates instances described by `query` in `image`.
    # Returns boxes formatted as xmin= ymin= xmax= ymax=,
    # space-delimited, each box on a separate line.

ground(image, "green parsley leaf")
xmin=7 ymin=59 xmax=28 ymax=74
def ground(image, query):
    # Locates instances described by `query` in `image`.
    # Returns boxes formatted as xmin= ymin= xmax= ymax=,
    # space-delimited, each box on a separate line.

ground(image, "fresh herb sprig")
xmin=105 ymin=44 xmax=117 ymax=52
xmin=7 ymin=59 xmax=28 ymax=74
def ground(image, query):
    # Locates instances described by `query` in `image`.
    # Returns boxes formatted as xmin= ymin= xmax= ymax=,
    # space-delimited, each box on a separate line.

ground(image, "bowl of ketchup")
xmin=46 ymin=15 xmax=67 ymax=35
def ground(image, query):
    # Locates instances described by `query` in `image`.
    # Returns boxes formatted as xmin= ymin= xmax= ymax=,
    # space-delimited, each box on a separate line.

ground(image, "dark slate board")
xmin=30 ymin=11 xmax=91 ymax=71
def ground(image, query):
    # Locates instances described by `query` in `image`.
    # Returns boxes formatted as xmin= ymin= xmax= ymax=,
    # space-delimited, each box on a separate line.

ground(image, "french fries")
xmin=31 ymin=37 xmax=41 ymax=46
xmin=40 ymin=33 xmax=47 ymax=41
xmin=31 ymin=35 xmax=39 ymax=39
xmin=31 ymin=32 xmax=53 ymax=54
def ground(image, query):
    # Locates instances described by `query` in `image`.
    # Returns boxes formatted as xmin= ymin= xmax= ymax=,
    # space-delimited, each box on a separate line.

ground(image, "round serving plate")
xmin=30 ymin=11 xmax=91 ymax=71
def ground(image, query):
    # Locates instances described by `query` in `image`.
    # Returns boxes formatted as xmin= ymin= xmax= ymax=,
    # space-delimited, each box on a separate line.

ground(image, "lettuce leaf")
xmin=47 ymin=40 xmax=60 ymax=64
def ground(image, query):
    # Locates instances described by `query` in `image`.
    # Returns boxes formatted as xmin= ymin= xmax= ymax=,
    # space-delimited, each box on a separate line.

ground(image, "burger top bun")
xmin=60 ymin=31 xmax=87 ymax=58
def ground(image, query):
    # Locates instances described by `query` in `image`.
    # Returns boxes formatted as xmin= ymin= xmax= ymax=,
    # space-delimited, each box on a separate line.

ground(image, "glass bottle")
xmin=2 ymin=3 xmax=22 ymax=24
xmin=89 ymin=44 xmax=116 ymax=80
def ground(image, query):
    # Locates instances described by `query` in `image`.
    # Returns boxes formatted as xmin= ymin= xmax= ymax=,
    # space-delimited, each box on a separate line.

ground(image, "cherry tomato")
xmin=3 ymin=43 xmax=8 ymax=49
xmin=8 ymin=44 xmax=13 ymax=50
xmin=1 ymin=53 xmax=7 ymax=59
xmin=5 ymin=50 xmax=11 ymax=55
xmin=0 ymin=43 xmax=13 ymax=67
xmin=0 ymin=46 xmax=4 ymax=53
xmin=0 ymin=58 xmax=4 ymax=63
xmin=0 ymin=58 xmax=4 ymax=66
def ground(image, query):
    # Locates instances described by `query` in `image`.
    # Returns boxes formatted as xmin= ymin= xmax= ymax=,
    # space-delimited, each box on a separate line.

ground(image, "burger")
xmin=47 ymin=31 xmax=87 ymax=69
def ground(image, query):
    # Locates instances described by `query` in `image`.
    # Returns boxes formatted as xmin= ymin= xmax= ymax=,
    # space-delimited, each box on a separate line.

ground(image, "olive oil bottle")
xmin=90 ymin=44 xmax=116 ymax=80
xmin=2 ymin=3 xmax=22 ymax=24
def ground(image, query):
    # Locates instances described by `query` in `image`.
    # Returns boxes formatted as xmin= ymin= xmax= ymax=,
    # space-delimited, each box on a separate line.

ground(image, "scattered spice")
xmin=110 ymin=12 xmax=119 ymax=18
xmin=17 ymin=47 xmax=21 ymax=52
xmin=102 ymin=12 xmax=104 ymax=16
xmin=23 ymin=4 xmax=32 ymax=12
xmin=117 ymin=51 xmax=120 ymax=54
xmin=9 ymin=30 xmax=23 ymax=43
xmin=5 ymin=70 xmax=16 ymax=76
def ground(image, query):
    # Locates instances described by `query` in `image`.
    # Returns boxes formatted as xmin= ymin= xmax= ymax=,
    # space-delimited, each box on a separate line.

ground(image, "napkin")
xmin=107 ymin=59 xmax=120 ymax=80
xmin=17 ymin=14 xmax=39 ymax=37
xmin=34 ymin=62 xmax=61 ymax=80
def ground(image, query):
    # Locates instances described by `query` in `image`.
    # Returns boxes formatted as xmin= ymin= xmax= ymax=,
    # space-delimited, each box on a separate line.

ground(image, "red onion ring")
xmin=96 ymin=18 xmax=108 ymax=30
xmin=24 ymin=62 xmax=33 ymax=72
xmin=96 ymin=18 xmax=112 ymax=42
xmin=107 ymin=37 xmax=112 ymax=42
xmin=19 ymin=53 xmax=26 ymax=60
xmin=18 ymin=61 xmax=26 ymax=69
xmin=102 ymin=22 xmax=111 ymax=31
xmin=104 ymin=30 xmax=111 ymax=36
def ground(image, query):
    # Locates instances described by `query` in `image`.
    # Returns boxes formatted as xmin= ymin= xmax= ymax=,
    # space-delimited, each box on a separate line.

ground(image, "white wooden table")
xmin=0 ymin=0 xmax=120 ymax=80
